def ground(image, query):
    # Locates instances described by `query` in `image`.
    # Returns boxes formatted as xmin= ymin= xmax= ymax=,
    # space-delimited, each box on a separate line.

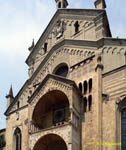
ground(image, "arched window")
xmin=121 ymin=108 xmax=126 ymax=150
xmin=17 ymin=101 xmax=20 ymax=109
xmin=58 ymin=2 xmax=61 ymax=8
xmin=44 ymin=42 xmax=48 ymax=53
xmin=83 ymin=97 xmax=87 ymax=112
xmin=89 ymin=78 xmax=92 ymax=93
xmin=14 ymin=128 xmax=22 ymax=150
xmin=54 ymin=64 xmax=68 ymax=78
xmin=79 ymin=83 xmax=82 ymax=93
xmin=88 ymin=95 xmax=92 ymax=111
xmin=83 ymin=81 xmax=88 ymax=94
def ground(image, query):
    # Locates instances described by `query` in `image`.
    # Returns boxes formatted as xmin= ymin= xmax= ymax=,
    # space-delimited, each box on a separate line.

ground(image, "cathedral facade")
xmin=2 ymin=0 xmax=126 ymax=150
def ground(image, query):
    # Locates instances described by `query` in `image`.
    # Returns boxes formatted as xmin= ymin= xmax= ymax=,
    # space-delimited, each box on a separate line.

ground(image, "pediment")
xmin=26 ymin=8 xmax=110 ymax=66
xmin=28 ymin=74 xmax=81 ymax=106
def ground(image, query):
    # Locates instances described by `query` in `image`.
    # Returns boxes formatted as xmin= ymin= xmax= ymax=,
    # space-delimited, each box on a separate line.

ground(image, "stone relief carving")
xmin=54 ymin=20 xmax=66 ymax=39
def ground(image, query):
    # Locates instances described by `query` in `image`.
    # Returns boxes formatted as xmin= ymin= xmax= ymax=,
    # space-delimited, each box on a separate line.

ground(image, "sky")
xmin=0 ymin=0 xmax=126 ymax=129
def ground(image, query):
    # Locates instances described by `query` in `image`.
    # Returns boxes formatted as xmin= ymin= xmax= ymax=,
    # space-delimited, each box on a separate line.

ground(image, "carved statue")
xmin=55 ymin=20 xmax=65 ymax=39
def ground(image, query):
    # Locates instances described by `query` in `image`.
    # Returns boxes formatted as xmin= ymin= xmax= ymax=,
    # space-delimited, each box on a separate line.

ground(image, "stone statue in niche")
xmin=54 ymin=20 xmax=65 ymax=39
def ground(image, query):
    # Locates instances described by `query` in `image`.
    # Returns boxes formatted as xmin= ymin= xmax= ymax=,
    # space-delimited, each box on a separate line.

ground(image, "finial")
xmin=55 ymin=0 xmax=68 ymax=9
xmin=94 ymin=0 xmax=106 ymax=9
xmin=28 ymin=39 xmax=35 ymax=52
xmin=6 ymin=85 xmax=14 ymax=98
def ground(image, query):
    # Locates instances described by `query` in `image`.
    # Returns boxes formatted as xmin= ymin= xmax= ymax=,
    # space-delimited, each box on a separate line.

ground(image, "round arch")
xmin=32 ymin=90 xmax=70 ymax=129
xmin=53 ymin=63 xmax=69 ymax=78
xmin=33 ymin=133 xmax=68 ymax=150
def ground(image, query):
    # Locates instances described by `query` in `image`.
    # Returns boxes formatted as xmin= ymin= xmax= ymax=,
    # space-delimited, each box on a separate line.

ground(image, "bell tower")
xmin=55 ymin=0 xmax=68 ymax=9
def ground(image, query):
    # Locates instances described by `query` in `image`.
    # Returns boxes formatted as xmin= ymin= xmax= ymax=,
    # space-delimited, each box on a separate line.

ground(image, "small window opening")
xmin=58 ymin=2 xmax=61 ymax=8
xmin=17 ymin=101 xmax=20 ymax=109
xmin=83 ymin=97 xmax=87 ymax=112
xmin=89 ymin=78 xmax=92 ymax=93
xmin=79 ymin=83 xmax=82 ymax=93
xmin=83 ymin=81 xmax=88 ymax=94
xmin=74 ymin=21 xmax=79 ymax=33
xmin=88 ymin=95 xmax=92 ymax=111
xmin=44 ymin=42 xmax=48 ymax=53
xmin=16 ymin=135 xmax=19 ymax=150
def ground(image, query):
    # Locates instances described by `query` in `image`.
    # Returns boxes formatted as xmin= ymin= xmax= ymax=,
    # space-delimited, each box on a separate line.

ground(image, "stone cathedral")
xmin=1 ymin=0 xmax=126 ymax=150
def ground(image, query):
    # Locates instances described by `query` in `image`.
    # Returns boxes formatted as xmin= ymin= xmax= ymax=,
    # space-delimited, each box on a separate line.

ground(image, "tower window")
xmin=89 ymin=78 xmax=92 ymax=93
xmin=17 ymin=101 xmax=20 ymax=109
xmin=58 ymin=2 xmax=61 ymax=8
xmin=83 ymin=81 xmax=88 ymax=95
xmin=121 ymin=108 xmax=126 ymax=150
xmin=74 ymin=21 xmax=79 ymax=33
xmin=44 ymin=42 xmax=48 ymax=53
xmin=79 ymin=83 xmax=82 ymax=93
xmin=88 ymin=95 xmax=92 ymax=111
xmin=83 ymin=97 xmax=87 ymax=112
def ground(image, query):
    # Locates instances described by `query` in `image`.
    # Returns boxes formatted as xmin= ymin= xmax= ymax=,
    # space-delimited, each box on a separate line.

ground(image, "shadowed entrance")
xmin=33 ymin=134 xmax=67 ymax=150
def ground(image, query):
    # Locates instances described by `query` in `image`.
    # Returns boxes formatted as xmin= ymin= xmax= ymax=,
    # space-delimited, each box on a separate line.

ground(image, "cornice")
xmin=102 ymin=65 xmax=126 ymax=77
xmin=5 ymin=104 xmax=28 ymax=116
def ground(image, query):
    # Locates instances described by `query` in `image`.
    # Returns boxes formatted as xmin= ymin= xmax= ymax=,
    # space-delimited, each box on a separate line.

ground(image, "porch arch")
xmin=32 ymin=90 xmax=70 ymax=129
xmin=33 ymin=133 xmax=68 ymax=150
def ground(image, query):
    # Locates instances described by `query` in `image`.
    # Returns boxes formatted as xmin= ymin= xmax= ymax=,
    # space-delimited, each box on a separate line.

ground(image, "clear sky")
xmin=0 ymin=0 xmax=126 ymax=129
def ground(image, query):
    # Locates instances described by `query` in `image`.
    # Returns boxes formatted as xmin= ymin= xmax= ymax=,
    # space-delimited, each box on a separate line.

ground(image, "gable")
xmin=28 ymin=74 xmax=81 ymax=105
xmin=26 ymin=8 xmax=111 ymax=70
